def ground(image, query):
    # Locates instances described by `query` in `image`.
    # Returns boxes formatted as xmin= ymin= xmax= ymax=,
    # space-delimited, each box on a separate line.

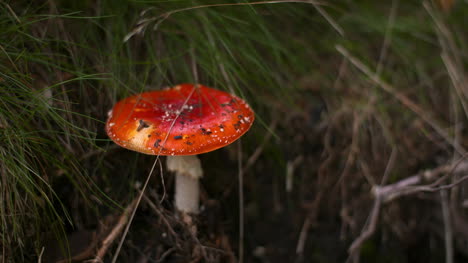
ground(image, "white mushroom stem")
xmin=166 ymin=155 xmax=203 ymax=214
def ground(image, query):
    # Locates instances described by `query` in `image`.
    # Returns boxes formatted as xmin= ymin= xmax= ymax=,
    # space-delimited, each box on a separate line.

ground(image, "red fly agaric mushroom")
xmin=106 ymin=83 xmax=254 ymax=215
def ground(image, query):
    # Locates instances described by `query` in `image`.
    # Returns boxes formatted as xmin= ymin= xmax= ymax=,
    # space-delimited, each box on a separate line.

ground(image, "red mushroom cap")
xmin=106 ymin=84 xmax=255 ymax=156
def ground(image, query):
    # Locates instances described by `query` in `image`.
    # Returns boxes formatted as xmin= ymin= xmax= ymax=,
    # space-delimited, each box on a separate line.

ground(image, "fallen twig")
xmin=373 ymin=159 xmax=468 ymax=203
xmin=140 ymin=191 xmax=179 ymax=242
xmin=90 ymin=198 xmax=138 ymax=262
xmin=348 ymin=157 xmax=468 ymax=262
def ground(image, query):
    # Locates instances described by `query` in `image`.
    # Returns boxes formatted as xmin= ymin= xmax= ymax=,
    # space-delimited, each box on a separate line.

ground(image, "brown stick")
xmin=90 ymin=198 xmax=138 ymax=262
xmin=373 ymin=160 xmax=468 ymax=203
xmin=347 ymin=159 xmax=468 ymax=262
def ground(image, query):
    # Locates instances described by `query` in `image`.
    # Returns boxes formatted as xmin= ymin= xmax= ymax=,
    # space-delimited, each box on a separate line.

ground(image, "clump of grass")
xmin=0 ymin=3 xmax=111 ymax=260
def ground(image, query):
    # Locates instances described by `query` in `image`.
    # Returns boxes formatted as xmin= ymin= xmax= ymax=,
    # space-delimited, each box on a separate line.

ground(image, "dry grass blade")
xmin=335 ymin=45 xmax=467 ymax=156
xmin=425 ymin=2 xmax=468 ymax=120
xmin=123 ymin=0 xmax=324 ymax=42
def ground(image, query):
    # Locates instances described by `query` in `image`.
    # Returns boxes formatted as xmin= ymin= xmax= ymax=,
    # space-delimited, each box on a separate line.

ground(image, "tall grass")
xmin=0 ymin=3 xmax=109 ymax=260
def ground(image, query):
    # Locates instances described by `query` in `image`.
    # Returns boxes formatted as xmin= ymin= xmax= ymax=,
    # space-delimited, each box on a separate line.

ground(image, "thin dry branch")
xmin=244 ymin=118 xmax=278 ymax=173
xmin=295 ymin=217 xmax=312 ymax=260
xmin=348 ymin=196 xmax=381 ymax=259
xmin=440 ymin=190 xmax=454 ymax=263
xmin=348 ymin=158 xmax=468 ymax=261
xmin=286 ymin=155 xmax=304 ymax=193
xmin=373 ymin=159 xmax=468 ymax=203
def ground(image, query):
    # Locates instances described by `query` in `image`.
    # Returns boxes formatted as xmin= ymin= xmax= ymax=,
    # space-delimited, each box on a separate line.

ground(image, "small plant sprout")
xmin=106 ymin=84 xmax=254 ymax=218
